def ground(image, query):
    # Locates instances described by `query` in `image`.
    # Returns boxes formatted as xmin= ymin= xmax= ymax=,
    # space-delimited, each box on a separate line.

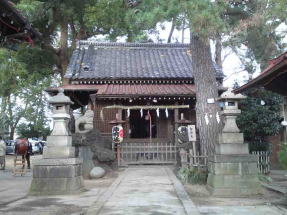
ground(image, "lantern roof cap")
xmin=219 ymin=88 xmax=246 ymax=101
xmin=49 ymin=88 xmax=73 ymax=104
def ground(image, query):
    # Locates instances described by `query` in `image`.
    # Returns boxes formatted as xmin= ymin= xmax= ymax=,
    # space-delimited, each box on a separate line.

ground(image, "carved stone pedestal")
xmin=207 ymin=155 xmax=262 ymax=196
xmin=30 ymin=158 xmax=85 ymax=195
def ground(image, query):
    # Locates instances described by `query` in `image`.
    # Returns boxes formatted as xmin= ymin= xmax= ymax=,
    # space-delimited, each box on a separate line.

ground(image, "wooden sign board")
xmin=187 ymin=125 xmax=196 ymax=142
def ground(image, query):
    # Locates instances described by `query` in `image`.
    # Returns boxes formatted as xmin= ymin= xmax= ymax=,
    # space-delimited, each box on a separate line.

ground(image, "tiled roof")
xmin=234 ymin=51 xmax=287 ymax=95
xmin=96 ymin=84 xmax=196 ymax=96
xmin=47 ymin=84 xmax=196 ymax=97
xmin=65 ymin=41 xmax=223 ymax=80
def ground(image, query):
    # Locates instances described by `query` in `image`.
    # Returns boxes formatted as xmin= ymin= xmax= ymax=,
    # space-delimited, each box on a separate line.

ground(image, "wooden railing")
xmin=252 ymin=151 xmax=270 ymax=174
xmin=187 ymin=142 xmax=208 ymax=168
xmin=184 ymin=146 xmax=270 ymax=174
xmin=120 ymin=142 xmax=177 ymax=165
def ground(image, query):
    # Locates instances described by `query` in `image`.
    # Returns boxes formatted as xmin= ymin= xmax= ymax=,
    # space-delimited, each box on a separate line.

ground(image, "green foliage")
xmin=237 ymin=89 xmax=283 ymax=151
xmin=184 ymin=0 xmax=227 ymax=39
xmin=278 ymin=143 xmax=287 ymax=170
xmin=17 ymin=122 xmax=51 ymax=139
xmin=178 ymin=167 xmax=207 ymax=185
xmin=0 ymin=46 xmax=52 ymax=139
xmin=16 ymin=46 xmax=56 ymax=81
xmin=0 ymin=49 xmax=27 ymax=97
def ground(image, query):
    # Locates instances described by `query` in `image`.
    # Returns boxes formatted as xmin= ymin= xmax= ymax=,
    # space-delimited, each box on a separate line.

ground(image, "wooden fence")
xmin=119 ymin=142 xmax=177 ymax=165
xmin=252 ymin=151 xmax=270 ymax=174
xmin=188 ymin=142 xmax=208 ymax=168
xmin=186 ymin=147 xmax=270 ymax=174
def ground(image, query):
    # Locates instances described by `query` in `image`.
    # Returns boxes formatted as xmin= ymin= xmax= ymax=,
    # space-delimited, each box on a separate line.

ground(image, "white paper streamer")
xmin=205 ymin=113 xmax=209 ymax=125
xmin=156 ymin=108 xmax=160 ymax=117
xmin=140 ymin=108 xmax=143 ymax=118
xmin=127 ymin=108 xmax=130 ymax=118
xmin=216 ymin=112 xmax=220 ymax=124
xmin=165 ymin=108 xmax=169 ymax=118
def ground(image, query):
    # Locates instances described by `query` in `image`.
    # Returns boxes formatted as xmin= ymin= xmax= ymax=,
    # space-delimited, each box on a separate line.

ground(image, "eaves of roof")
xmin=234 ymin=52 xmax=287 ymax=94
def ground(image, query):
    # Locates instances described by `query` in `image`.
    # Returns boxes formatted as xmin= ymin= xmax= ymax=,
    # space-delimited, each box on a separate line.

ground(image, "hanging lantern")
xmin=112 ymin=125 xmax=124 ymax=143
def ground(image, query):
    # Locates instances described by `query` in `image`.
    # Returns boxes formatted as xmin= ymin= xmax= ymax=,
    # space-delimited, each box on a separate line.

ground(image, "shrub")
xmin=178 ymin=167 xmax=207 ymax=184
xmin=236 ymin=89 xmax=283 ymax=152
xmin=278 ymin=143 xmax=287 ymax=170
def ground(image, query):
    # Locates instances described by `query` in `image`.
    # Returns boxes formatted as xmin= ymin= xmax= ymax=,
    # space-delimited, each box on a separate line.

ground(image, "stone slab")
xmin=33 ymin=164 xmax=82 ymax=178
xmin=219 ymin=133 xmax=244 ymax=144
xmin=33 ymin=158 xmax=83 ymax=166
xmin=43 ymin=146 xmax=76 ymax=159
xmin=206 ymin=184 xmax=263 ymax=197
xmin=29 ymin=176 xmax=85 ymax=195
xmin=209 ymin=162 xmax=258 ymax=175
xmin=209 ymin=154 xmax=258 ymax=163
xmin=46 ymin=135 xmax=72 ymax=147
xmin=215 ymin=143 xmax=249 ymax=155
xmin=207 ymin=174 xmax=261 ymax=188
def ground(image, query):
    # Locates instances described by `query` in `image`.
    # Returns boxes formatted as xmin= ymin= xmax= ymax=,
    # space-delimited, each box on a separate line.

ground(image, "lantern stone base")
xmin=215 ymin=143 xmax=249 ymax=155
xmin=43 ymin=135 xmax=75 ymax=159
xmin=29 ymin=158 xmax=85 ymax=195
xmin=207 ymin=154 xmax=262 ymax=197
xmin=43 ymin=146 xmax=76 ymax=159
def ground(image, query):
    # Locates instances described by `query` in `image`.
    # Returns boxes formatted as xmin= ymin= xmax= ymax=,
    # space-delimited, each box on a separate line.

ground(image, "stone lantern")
xmin=29 ymin=88 xmax=84 ymax=195
xmin=43 ymin=88 xmax=74 ymax=158
xmin=216 ymin=88 xmax=248 ymax=154
xmin=207 ymin=88 xmax=262 ymax=197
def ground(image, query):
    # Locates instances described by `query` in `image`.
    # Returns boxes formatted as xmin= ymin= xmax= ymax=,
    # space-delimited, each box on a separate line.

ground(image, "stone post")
xmin=29 ymin=89 xmax=84 ymax=195
xmin=282 ymin=97 xmax=287 ymax=142
xmin=207 ymin=89 xmax=262 ymax=196
xmin=179 ymin=148 xmax=188 ymax=168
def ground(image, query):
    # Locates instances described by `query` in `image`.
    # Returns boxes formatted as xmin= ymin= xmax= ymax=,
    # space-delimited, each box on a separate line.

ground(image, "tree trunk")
xmin=59 ymin=21 xmax=69 ymax=79
xmin=190 ymin=35 xmax=220 ymax=156
xmin=181 ymin=15 xmax=186 ymax=43
xmin=215 ymin=36 xmax=222 ymax=69
xmin=70 ymin=22 xmax=77 ymax=49
xmin=167 ymin=18 xmax=176 ymax=43
xmin=9 ymin=126 xmax=15 ymax=140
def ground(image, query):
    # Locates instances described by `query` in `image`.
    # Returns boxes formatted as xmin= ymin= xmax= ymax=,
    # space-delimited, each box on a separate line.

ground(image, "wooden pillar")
xmin=90 ymin=94 xmax=97 ymax=129
xmin=174 ymin=102 xmax=179 ymax=145
xmin=283 ymin=97 xmax=287 ymax=142
xmin=117 ymin=108 xmax=122 ymax=120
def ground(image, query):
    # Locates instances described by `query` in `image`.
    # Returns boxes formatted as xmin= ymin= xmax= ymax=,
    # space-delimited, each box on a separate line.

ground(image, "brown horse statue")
xmin=15 ymin=139 xmax=28 ymax=155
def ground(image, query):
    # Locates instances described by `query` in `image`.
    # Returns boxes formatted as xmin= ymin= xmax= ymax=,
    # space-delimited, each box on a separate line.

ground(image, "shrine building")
xmin=48 ymin=41 xmax=224 ymax=164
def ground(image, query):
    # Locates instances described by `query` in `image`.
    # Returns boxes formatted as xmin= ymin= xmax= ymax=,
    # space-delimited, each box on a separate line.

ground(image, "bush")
xmin=236 ymin=89 xmax=283 ymax=152
xmin=278 ymin=143 xmax=287 ymax=170
xmin=178 ymin=167 xmax=207 ymax=184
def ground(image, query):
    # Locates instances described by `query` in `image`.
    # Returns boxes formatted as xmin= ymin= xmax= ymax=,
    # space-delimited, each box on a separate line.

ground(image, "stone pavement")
xmin=86 ymin=166 xmax=200 ymax=215
xmin=262 ymin=170 xmax=287 ymax=194
xmin=1 ymin=159 xmax=287 ymax=215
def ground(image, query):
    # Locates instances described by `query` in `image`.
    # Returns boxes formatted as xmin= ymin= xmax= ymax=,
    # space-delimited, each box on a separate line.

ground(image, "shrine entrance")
xmin=119 ymin=142 xmax=177 ymax=165
xmin=119 ymin=108 xmax=177 ymax=165
xmin=129 ymin=110 xmax=157 ymax=139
